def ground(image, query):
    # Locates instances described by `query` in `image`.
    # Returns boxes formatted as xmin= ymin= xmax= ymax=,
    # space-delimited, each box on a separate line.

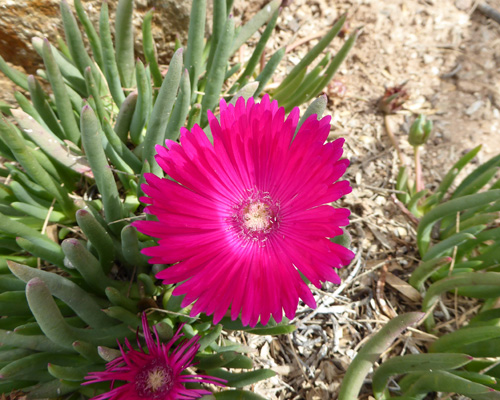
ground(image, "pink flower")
xmin=134 ymin=95 xmax=354 ymax=327
xmin=83 ymin=314 xmax=224 ymax=400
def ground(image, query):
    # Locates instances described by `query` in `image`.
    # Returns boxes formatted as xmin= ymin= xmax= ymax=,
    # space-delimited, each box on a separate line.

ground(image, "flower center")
xmin=135 ymin=358 xmax=174 ymax=399
xmin=230 ymin=191 xmax=280 ymax=242
xmin=243 ymin=202 xmax=271 ymax=231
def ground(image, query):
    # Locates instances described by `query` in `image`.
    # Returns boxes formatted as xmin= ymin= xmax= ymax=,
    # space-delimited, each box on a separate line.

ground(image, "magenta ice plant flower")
xmin=84 ymin=313 xmax=224 ymax=400
xmin=134 ymin=95 xmax=354 ymax=327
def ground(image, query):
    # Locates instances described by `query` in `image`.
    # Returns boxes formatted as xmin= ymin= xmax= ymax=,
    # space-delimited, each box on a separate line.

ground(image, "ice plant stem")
xmin=384 ymin=114 xmax=405 ymax=166
xmin=414 ymin=145 xmax=424 ymax=193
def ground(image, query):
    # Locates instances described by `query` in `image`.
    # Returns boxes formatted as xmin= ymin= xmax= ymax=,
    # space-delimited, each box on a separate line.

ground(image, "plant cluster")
xmin=0 ymin=0 xmax=356 ymax=398
xmin=338 ymin=115 xmax=500 ymax=399
xmin=4 ymin=0 xmax=498 ymax=399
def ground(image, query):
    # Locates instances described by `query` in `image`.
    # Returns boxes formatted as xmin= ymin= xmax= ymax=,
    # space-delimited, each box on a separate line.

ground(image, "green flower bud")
xmin=409 ymin=114 xmax=433 ymax=147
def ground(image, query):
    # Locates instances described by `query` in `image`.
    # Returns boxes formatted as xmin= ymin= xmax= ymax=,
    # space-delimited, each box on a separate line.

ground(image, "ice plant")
xmin=135 ymin=95 xmax=355 ymax=327
xmin=84 ymin=313 xmax=224 ymax=400
xmin=0 ymin=0 xmax=357 ymax=396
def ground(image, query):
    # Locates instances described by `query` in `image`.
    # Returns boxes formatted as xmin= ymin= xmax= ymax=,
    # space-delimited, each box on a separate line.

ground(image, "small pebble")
xmin=466 ymin=100 xmax=483 ymax=115
xmin=455 ymin=0 xmax=472 ymax=10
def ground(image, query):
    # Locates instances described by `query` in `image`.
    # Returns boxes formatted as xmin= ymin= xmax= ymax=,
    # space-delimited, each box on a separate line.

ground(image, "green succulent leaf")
xmin=274 ymin=13 xmax=346 ymax=99
xmin=26 ymin=378 xmax=81 ymax=400
xmin=417 ymin=190 xmax=500 ymax=256
xmin=0 ymin=54 xmax=29 ymax=90
xmin=0 ymin=116 xmax=75 ymax=216
xmin=11 ymin=109 xmax=92 ymax=178
xmin=372 ymin=353 xmax=472 ymax=399
xmin=129 ymin=59 xmax=152 ymax=145
xmin=115 ymin=0 xmax=136 ymax=88
xmin=61 ymin=238 xmax=120 ymax=294
xmin=213 ymin=391 xmax=268 ymax=400
xmin=230 ymin=0 xmax=280 ymax=55
xmin=41 ymin=38 xmax=81 ymax=144
xmin=422 ymin=272 xmax=500 ymax=331
xmin=403 ymin=370 xmax=500 ymax=400
xmin=165 ymin=69 xmax=191 ymax=141
xmin=80 ymin=104 xmax=124 ymax=231
xmin=197 ymin=351 xmax=239 ymax=370
xmin=338 ymin=312 xmax=425 ymax=400
xmin=0 ymin=329 xmax=67 ymax=353
xmin=99 ymin=2 xmax=125 ymax=107
xmin=254 ymin=47 xmax=286 ymax=97
xmin=229 ymin=82 xmax=259 ymax=105
xmin=114 ymin=91 xmax=138 ymax=142
xmin=143 ymin=48 xmax=183 ymax=168
xmin=206 ymin=0 xmax=227 ymax=72
xmin=75 ymin=209 xmax=115 ymax=272
xmin=185 ymin=0 xmax=206 ymax=100
xmin=206 ymin=368 xmax=276 ymax=388
xmin=296 ymin=94 xmax=328 ymax=133
xmin=200 ymin=16 xmax=235 ymax=126
xmin=26 ymin=75 xmax=66 ymax=139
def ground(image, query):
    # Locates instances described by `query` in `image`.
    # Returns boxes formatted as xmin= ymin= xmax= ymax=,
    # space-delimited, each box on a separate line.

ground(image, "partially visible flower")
xmin=83 ymin=313 xmax=224 ymax=400
xmin=328 ymin=80 xmax=348 ymax=98
xmin=134 ymin=95 xmax=354 ymax=327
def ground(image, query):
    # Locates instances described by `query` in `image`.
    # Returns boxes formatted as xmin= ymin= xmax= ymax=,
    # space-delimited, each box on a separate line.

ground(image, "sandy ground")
xmin=242 ymin=1 xmax=500 ymax=398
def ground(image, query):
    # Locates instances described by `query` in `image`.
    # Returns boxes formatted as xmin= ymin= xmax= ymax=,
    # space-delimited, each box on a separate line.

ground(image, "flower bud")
xmin=409 ymin=114 xmax=432 ymax=147
xmin=378 ymin=83 xmax=409 ymax=114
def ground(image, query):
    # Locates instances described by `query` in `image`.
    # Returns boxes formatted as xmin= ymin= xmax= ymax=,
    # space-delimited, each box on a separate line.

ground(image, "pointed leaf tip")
xmin=75 ymin=209 xmax=88 ymax=217
xmin=27 ymin=277 xmax=44 ymax=288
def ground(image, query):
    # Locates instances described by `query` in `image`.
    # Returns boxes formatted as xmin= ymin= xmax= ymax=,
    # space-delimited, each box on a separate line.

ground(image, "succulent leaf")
xmin=114 ymin=0 xmax=136 ymax=88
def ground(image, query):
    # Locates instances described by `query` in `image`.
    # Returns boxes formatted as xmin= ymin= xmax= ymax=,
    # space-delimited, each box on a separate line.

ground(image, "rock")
xmin=457 ymin=79 xmax=480 ymax=94
xmin=0 ymin=0 xmax=271 ymax=73
xmin=0 ymin=0 xmax=61 ymax=73
xmin=455 ymin=0 xmax=472 ymax=11
xmin=465 ymin=99 xmax=483 ymax=115
xmin=135 ymin=0 xmax=192 ymax=64
xmin=0 ymin=0 xmax=194 ymax=78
